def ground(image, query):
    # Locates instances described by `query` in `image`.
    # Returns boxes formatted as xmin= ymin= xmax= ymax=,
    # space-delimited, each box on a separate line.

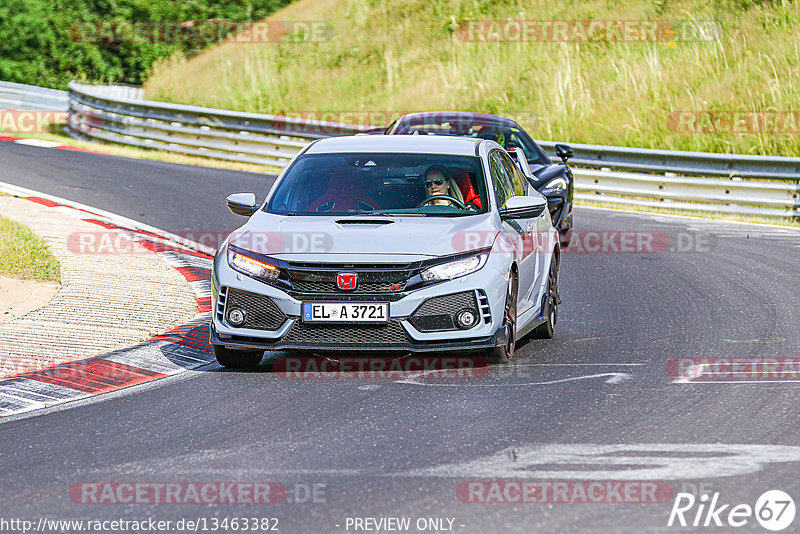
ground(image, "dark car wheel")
xmin=487 ymin=273 xmax=518 ymax=364
xmin=214 ymin=345 xmax=264 ymax=369
xmin=532 ymin=254 xmax=559 ymax=339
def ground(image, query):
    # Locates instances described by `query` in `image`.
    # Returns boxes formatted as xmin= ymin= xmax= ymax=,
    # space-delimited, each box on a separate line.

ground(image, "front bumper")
xmin=211 ymin=322 xmax=507 ymax=353
xmin=211 ymin=255 xmax=511 ymax=353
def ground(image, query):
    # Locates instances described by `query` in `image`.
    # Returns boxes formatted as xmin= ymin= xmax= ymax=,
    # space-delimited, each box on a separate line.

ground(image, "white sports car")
xmin=210 ymin=135 xmax=561 ymax=367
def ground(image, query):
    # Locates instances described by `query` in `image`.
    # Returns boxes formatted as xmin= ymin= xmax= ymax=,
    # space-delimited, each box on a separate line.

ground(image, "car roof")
xmin=304 ymin=134 xmax=485 ymax=156
xmin=394 ymin=111 xmax=520 ymax=128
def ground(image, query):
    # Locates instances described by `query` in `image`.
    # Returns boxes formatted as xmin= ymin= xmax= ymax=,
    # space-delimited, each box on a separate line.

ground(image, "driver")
xmin=423 ymin=165 xmax=464 ymax=206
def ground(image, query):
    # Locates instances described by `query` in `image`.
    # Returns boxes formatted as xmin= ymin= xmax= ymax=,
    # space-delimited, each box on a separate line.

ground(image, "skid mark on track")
xmin=395 ymin=371 xmax=632 ymax=387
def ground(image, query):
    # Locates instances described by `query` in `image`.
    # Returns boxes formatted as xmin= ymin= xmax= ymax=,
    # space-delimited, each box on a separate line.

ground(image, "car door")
xmin=490 ymin=150 xmax=537 ymax=315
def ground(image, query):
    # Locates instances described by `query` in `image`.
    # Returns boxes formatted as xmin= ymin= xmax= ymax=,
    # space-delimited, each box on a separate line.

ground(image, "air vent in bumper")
xmin=224 ymin=288 xmax=287 ymax=331
xmin=408 ymin=291 xmax=479 ymax=332
xmin=282 ymin=320 xmax=410 ymax=346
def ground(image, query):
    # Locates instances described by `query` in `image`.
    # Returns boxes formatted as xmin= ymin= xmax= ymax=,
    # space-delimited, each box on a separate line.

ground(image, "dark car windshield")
xmin=265 ymin=153 xmax=488 ymax=217
xmin=389 ymin=115 xmax=551 ymax=167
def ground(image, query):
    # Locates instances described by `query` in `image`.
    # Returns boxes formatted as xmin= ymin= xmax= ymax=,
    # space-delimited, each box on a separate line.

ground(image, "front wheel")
xmin=486 ymin=274 xmax=517 ymax=364
xmin=214 ymin=345 xmax=264 ymax=369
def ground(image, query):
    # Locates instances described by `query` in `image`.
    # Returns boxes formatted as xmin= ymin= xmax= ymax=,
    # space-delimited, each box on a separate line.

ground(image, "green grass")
xmin=0 ymin=213 xmax=61 ymax=282
xmin=143 ymin=0 xmax=800 ymax=157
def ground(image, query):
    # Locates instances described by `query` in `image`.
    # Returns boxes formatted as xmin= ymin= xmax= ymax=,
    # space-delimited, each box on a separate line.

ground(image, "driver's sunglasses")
xmin=425 ymin=178 xmax=445 ymax=187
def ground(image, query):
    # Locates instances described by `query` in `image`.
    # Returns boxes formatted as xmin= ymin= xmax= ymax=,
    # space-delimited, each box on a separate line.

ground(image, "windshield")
xmin=390 ymin=116 xmax=551 ymax=167
xmin=266 ymin=153 xmax=488 ymax=217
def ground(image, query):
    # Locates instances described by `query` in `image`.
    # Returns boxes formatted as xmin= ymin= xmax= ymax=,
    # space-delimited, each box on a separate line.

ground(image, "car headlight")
xmin=421 ymin=252 xmax=489 ymax=283
xmin=227 ymin=247 xmax=280 ymax=282
xmin=540 ymin=177 xmax=567 ymax=195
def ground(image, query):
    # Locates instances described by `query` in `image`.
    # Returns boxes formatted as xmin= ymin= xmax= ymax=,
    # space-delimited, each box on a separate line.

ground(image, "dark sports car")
xmin=383 ymin=112 xmax=573 ymax=246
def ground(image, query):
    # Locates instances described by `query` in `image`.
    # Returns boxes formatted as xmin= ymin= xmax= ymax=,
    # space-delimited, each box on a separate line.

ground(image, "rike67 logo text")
xmin=668 ymin=490 xmax=795 ymax=531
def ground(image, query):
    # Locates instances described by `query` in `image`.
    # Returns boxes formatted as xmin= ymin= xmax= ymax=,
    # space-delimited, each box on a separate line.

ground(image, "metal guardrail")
xmin=0 ymin=81 xmax=68 ymax=111
xmin=571 ymin=169 xmax=799 ymax=218
xmin=536 ymin=140 xmax=800 ymax=180
xmin=66 ymin=82 xmax=368 ymax=167
xmin=62 ymin=82 xmax=800 ymax=219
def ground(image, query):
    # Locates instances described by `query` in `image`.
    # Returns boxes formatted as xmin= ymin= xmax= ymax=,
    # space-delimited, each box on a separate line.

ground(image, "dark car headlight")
xmin=539 ymin=177 xmax=567 ymax=196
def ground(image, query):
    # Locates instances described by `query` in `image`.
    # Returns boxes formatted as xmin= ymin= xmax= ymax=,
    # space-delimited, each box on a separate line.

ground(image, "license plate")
xmin=303 ymin=302 xmax=389 ymax=323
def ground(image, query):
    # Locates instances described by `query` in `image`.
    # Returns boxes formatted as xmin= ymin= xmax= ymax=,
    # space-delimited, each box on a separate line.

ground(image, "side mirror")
xmin=554 ymin=144 xmax=573 ymax=164
xmin=226 ymin=193 xmax=258 ymax=216
xmin=499 ymin=195 xmax=547 ymax=220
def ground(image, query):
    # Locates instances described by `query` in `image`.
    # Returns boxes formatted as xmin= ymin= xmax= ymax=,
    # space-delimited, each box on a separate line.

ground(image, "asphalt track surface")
xmin=2 ymin=143 xmax=800 ymax=533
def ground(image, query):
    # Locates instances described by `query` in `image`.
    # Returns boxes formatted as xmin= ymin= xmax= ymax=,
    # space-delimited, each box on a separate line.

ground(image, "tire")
xmin=486 ymin=273 xmax=518 ymax=364
xmin=214 ymin=345 xmax=264 ymax=369
xmin=532 ymin=254 xmax=559 ymax=339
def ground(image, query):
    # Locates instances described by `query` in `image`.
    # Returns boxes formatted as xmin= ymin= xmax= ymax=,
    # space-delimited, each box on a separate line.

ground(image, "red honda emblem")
xmin=337 ymin=272 xmax=358 ymax=290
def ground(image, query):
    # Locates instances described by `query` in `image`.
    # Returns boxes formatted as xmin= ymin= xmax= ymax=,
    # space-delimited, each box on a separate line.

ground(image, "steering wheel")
xmin=416 ymin=195 xmax=467 ymax=210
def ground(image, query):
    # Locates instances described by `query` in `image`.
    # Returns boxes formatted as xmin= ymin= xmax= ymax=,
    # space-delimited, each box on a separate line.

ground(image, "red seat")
xmin=309 ymin=171 xmax=382 ymax=213
xmin=450 ymin=168 xmax=481 ymax=209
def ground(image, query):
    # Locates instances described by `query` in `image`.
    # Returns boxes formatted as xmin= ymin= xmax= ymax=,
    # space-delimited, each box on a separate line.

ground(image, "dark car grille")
xmin=286 ymin=260 xmax=412 ymax=295
xmin=408 ymin=291 xmax=478 ymax=332
xmin=282 ymin=320 xmax=409 ymax=346
xmin=226 ymin=288 xmax=287 ymax=331
xmin=291 ymin=280 xmax=404 ymax=293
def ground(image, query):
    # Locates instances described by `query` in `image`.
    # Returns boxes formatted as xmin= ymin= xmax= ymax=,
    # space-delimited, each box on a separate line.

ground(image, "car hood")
xmin=228 ymin=212 xmax=497 ymax=260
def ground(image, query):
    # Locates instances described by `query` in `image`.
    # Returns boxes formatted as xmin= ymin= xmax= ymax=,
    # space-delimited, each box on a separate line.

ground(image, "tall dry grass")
xmin=144 ymin=0 xmax=800 ymax=156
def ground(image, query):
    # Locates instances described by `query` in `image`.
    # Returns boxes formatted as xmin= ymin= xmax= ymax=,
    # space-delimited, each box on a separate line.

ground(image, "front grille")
xmin=282 ymin=320 xmax=409 ymax=345
xmin=409 ymin=291 xmax=478 ymax=332
xmin=226 ymin=288 xmax=287 ymax=331
xmin=291 ymin=280 xmax=404 ymax=293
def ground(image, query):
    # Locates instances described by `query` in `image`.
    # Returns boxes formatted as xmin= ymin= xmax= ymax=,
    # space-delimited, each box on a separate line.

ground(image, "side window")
xmin=489 ymin=152 xmax=514 ymax=208
xmin=499 ymin=153 xmax=526 ymax=197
